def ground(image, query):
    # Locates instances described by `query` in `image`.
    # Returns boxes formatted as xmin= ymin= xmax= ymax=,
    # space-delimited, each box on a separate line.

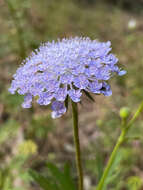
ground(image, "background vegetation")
xmin=0 ymin=0 xmax=143 ymax=189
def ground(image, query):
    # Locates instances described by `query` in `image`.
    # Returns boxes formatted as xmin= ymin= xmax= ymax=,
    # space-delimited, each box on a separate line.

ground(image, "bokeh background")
xmin=1 ymin=0 xmax=143 ymax=189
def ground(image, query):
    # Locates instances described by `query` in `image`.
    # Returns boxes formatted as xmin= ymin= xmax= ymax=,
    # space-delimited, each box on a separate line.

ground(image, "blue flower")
xmin=9 ymin=37 xmax=126 ymax=118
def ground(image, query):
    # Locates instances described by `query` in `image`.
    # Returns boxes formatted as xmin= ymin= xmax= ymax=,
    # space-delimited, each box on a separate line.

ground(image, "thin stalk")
xmin=97 ymin=101 xmax=143 ymax=190
xmin=126 ymin=101 xmax=143 ymax=130
xmin=71 ymin=101 xmax=84 ymax=190
xmin=5 ymin=0 xmax=26 ymax=59
xmin=96 ymin=129 xmax=126 ymax=190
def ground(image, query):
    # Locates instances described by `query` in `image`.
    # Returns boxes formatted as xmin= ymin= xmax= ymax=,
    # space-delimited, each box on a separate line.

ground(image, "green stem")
xmin=127 ymin=101 xmax=143 ymax=130
xmin=5 ymin=0 xmax=26 ymax=59
xmin=71 ymin=101 xmax=84 ymax=190
xmin=96 ymin=128 xmax=126 ymax=190
xmin=97 ymin=101 xmax=143 ymax=190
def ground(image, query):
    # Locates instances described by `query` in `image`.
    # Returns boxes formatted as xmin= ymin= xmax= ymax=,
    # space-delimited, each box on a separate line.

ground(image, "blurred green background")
xmin=1 ymin=0 xmax=143 ymax=189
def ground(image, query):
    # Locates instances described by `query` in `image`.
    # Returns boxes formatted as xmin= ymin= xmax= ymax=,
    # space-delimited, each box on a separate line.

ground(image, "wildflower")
xmin=9 ymin=37 xmax=126 ymax=118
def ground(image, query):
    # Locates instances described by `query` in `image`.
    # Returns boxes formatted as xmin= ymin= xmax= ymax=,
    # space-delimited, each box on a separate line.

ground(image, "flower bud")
xmin=120 ymin=107 xmax=130 ymax=119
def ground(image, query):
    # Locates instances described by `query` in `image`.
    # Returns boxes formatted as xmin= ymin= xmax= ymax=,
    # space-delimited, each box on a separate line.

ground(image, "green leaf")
xmin=47 ymin=163 xmax=76 ymax=190
xmin=29 ymin=163 xmax=77 ymax=190
xmin=63 ymin=163 xmax=77 ymax=190
xmin=29 ymin=170 xmax=60 ymax=190
xmin=101 ymin=150 xmax=123 ymax=190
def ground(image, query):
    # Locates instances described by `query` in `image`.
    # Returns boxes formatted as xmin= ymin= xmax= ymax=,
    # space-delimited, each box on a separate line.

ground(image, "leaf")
xmin=100 ymin=150 xmax=123 ymax=190
xmin=29 ymin=163 xmax=77 ymax=190
xmin=63 ymin=163 xmax=77 ymax=190
xmin=47 ymin=163 xmax=76 ymax=190
xmin=29 ymin=169 xmax=60 ymax=190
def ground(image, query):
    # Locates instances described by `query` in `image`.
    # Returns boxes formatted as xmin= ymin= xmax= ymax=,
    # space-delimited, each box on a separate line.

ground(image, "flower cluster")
xmin=9 ymin=37 xmax=126 ymax=118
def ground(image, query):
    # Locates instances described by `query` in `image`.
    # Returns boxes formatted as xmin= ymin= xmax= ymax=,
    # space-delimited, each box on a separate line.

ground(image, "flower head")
xmin=9 ymin=37 xmax=126 ymax=118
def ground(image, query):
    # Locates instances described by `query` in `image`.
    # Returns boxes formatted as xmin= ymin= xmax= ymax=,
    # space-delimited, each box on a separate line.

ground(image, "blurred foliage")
xmin=1 ymin=0 xmax=143 ymax=189
xmin=18 ymin=140 xmax=38 ymax=156
xmin=30 ymin=163 xmax=77 ymax=190
xmin=104 ymin=0 xmax=143 ymax=12
xmin=0 ymin=138 xmax=36 ymax=190
xmin=127 ymin=176 xmax=143 ymax=190
xmin=0 ymin=119 xmax=20 ymax=145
